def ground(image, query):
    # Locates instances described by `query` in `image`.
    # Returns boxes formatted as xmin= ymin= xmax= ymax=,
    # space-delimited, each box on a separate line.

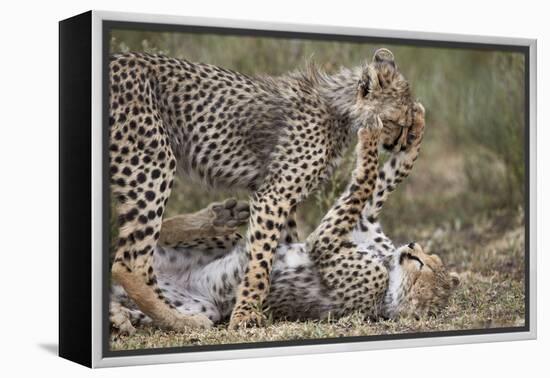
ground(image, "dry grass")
xmin=110 ymin=210 xmax=525 ymax=351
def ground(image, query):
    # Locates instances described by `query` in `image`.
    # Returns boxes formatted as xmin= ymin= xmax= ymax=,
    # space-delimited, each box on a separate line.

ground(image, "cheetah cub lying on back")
xmin=110 ymin=103 xmax=460 ymax=335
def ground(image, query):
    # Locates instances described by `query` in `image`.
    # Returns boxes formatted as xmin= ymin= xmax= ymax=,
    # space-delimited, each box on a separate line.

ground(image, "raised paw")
xmin=209 ymin=198 xmax=250 ymax=230
xmin=405 ymin=102 xmax=425 ymax=149
xmin=228 ymin=306 xmax=266 ymax=329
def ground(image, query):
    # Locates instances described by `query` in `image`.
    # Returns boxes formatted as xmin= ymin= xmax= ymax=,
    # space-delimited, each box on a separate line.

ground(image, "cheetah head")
xmin=355 ymin=48 xmax=415 ymax=152
xmin=389 ymin=242 xmax=460 ymax=319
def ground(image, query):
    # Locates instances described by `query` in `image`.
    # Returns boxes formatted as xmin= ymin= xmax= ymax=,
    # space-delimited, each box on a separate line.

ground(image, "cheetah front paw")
xmin=188 ymin=313 xmax=214 ymax=329
xmin=209 ymin=198 xmax=250 ymax=231
xmin=404 ymin=102 xmax=425 ymax=149
xmin=228 ymin=307 xmax=266 ymax=329
xmin=171 ymin=313 xmax=214 ymax=331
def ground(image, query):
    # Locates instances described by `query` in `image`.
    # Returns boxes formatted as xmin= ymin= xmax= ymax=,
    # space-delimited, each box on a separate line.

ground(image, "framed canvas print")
xmin=59 ymin=10 xmax=537 ymax=368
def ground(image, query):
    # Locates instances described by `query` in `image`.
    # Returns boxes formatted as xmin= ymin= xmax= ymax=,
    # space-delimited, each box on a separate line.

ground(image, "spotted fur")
xmin=109 ymin=48 xmax=415 ymax=330
xmin=110 ymin=105 xmax=460 ymax=335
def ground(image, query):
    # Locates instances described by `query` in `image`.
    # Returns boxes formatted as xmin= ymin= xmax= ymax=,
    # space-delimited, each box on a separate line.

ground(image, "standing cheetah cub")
xmin=109 ymin=48 xmax=415 ymax=329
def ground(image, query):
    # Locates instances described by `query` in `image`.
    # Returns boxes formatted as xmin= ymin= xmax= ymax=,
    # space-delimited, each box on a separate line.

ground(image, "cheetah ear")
xmin=373 ymin=48 xmax=395 ymax=65
xmin=372 ymin=48 xmax=398 ymax=88
xmin=358 ymin=66 xmax=372 ymax=97
xmin=450 ymin=272 xmax=461 ymax=288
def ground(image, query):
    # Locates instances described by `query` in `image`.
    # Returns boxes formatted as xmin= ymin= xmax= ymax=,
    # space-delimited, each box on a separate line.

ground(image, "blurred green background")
xmin=109 ymin=29 xmax=525 ymax=244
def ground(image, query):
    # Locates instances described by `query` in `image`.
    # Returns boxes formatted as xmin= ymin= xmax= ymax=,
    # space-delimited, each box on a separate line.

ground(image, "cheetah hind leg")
xmin=110 ymin=121 xmax=212 ymax=331
xmin=159 ymin=198 xmax=249 ymax=250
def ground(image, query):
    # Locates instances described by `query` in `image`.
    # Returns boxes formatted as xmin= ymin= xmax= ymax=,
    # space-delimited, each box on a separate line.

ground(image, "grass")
xmin=110 ymin=208 xmax=525 ymax=351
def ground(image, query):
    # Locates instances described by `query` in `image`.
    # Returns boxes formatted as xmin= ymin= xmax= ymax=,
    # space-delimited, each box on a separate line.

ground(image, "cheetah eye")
xmin=400 ymin=252 xmax=424 ymax=269
xmin=412 ymin=256 xmax=424 ymax=269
